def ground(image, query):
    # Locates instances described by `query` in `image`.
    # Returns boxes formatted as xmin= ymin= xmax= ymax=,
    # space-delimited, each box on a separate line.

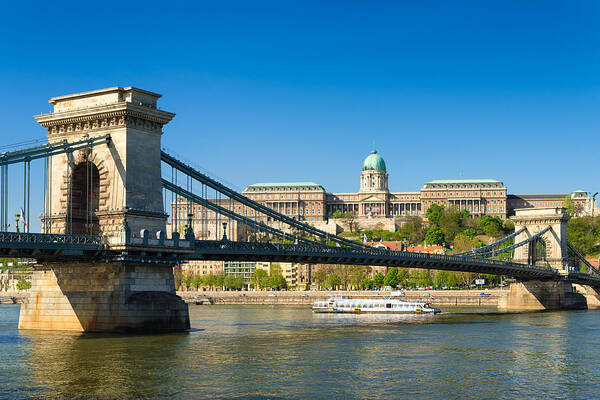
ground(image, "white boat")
xmin=312 ymin=294 xmax=441 ymax=314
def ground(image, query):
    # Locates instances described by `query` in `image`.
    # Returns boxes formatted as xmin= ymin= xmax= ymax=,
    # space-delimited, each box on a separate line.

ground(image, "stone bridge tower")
xmin=34 ymin=87 xmax=174 ymax=240
xmin=19 ymin=87 xmax=189 ymax=333
xmin=511 ymin=207 xmax=570 ymax=274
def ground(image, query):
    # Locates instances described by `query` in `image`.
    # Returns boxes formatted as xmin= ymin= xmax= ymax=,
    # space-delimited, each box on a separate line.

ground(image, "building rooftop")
xmin=246 ymin=182 xmax=324 ymax=189
xmin=425 ymin=179 xmax=502 ymax=184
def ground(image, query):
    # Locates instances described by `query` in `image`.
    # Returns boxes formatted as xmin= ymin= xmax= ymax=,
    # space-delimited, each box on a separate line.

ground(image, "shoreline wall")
xmin=177 ymin=289 xmax=506 ymax=306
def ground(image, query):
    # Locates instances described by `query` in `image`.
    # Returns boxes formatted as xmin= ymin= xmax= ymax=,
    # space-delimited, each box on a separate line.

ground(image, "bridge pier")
xmin=498 ymin=281 xmax=587 ymax=312
xmin=19 ymin=262 xmax=189 ymax=332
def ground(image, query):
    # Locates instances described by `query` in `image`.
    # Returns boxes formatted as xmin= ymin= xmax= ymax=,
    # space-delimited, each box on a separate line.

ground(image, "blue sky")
xmin=0 ymin=0 xmax=598 ymax=205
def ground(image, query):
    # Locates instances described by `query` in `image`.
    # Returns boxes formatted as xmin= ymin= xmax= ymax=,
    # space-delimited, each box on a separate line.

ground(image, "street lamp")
xmin=592 ymin=192 xmax=598 ymax=218
xmin=14 ymin=214 xmax=20 ymax=233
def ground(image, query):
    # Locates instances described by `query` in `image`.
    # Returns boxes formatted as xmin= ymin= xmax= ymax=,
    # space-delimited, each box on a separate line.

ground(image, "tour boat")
xmin=312 ymin=294 xmax=441 ymax=314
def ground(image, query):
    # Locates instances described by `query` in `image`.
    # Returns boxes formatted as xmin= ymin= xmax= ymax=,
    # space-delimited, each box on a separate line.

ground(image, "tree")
xmin=438 ymin=206 xmax=465 ymax=241
xmin=192 ymin=275 xmax=203 ymax=290
xmin=452 ymin=233 xmax=476 ymax=254
xmin=433 ymin=270 xmax=449 ymax=288
xmin=204 ymin=273 xmax=216 ymax=290
xmin=416 ymin=270 xmax=433 ymax=287
xmin=215 ymin=274 xmax=225 ymax=289
xmin=324 ymin=274 xmax=341 ymax=290
xmin=313 ymin=270 xmax=327 ymax=289
xmin=425 ymin=225 xmax=445 ymax=245
xmin=269 ymin=273 xmax=287 ymax=290
xmin=16 ymin=278 xmax=31 ymax=291
xmin=462 ymin=228 xmax=477 ymax=239
xmin=360 ymin=277 xmax=374 ymax=290
xmin=564 ymin=195 xmax=575 ymax=216
xmin=479 ymin=215 xmax=504 ymax=238
xmin=426 ymin=204 xmax=444 ymax=225
xmin=398 ymin=217 xmax=426 ymax=245
xmin=567 ymin=217 xmax=600 ymax=256
xmin=252 ymin=269 xmax=269 ymax=290
xmin=182 ymin=274 xmax=193 ymax=291
xmin=373 ymin=272 xmax=385 ymax=288
xmin=397 ymin=268 xmax=409 ymax=287
xmin=384 ymin=268 xmax=400 ymax=288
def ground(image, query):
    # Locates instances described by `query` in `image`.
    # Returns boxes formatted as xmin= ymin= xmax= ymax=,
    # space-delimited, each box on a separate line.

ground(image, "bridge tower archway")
xmin=511 ymin=207 xmax=570 ymax=274
xmin=68 ymin=160 xmax=100 ymax=234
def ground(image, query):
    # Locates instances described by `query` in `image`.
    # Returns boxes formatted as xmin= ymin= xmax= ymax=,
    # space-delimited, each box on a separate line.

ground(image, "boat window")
xmin=386 ymin=303 xmax=392 ymax=309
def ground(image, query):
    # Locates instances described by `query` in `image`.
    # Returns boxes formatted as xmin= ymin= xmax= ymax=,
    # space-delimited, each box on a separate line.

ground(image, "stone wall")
xmin=178 ymin=289 xmax=504 ymax=307
xmin=19 ymin=262 xmax=189 ymax=332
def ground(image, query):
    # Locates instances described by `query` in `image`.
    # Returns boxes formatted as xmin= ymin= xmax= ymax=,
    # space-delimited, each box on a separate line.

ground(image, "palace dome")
xmin=362 ymin=150 xmax=386 ymax=172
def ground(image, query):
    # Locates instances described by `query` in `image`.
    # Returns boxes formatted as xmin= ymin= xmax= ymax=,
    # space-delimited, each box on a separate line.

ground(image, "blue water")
xmin=1 ymin=304 xmax=599 ymax=399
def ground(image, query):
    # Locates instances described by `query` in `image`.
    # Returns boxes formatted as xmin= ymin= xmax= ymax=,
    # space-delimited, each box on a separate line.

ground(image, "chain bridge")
xmin=3 ymin=87 xmax=600 ymax=332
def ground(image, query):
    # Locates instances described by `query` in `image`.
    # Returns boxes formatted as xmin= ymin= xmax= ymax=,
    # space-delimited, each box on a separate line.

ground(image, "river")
xmin=1 ymin=304 xmax=599 ymax=399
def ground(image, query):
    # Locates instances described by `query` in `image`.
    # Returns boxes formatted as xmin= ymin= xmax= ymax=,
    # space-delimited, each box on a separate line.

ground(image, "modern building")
xmin=179 ymin=260 xmax=224 ymax=276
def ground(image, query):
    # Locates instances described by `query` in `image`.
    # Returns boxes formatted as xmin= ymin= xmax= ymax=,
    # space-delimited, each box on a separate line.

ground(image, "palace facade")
xmin=170 ymin=150 xmax=597 ymax=240
xmin=242 ymin=150 xmax=509 ymax=221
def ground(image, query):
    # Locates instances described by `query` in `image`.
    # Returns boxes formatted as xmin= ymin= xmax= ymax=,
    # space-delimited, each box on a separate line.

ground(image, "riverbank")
xmin=177 ymin=289 xmax=506 ymax=306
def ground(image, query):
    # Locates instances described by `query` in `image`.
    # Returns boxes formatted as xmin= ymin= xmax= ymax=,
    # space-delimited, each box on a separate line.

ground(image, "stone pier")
xmin=498 ymin=281 xmax=587 ymax=311
xmin=19 ymin=262 xmax=189 ymax=332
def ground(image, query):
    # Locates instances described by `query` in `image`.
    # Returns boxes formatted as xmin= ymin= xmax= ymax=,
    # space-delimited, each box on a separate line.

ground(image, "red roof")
xmin=365 ymin=242 xmax=444 ymax=253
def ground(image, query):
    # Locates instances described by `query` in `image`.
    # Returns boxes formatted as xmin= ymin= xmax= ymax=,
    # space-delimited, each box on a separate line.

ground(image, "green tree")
xmin=324 ymin=274 xmax=341 ymax=290
xmin=192 ymin=275 xmax=203 ymax=290
xmin=182 ymin=274 xmax=193 ymax=291
xmin=446 ymin=273 xmax=459 ymax=288
xmin=16 ymin=278 xmax=31 ymax=291
xmin=360 ymin=277 xmax=374 ymax=290
xmin=563 ymin=195 xmax=575 ymax=216
xmin=397 ymin=268 xmax=409 ymax=287
xmin=433 ymin=270 xmax=449 ymax=288
xmin=269 ymin=273 xmax=287 ymax=290
xmin=215 ymin=274 xmax=225 ymax=289
xmin=462 ymin=228 xmax=477 ymax=239
xmin=567 ymin=217 xmax=600 ymax=256
xmin=204 ymin=273 xmax=216 ymax=290
xmin=426 ymin=204 xmax=445 ymax=225
xmin=373 ymin=272 xmax=385 ymax=288
xmin=438 ymin=206 xmax=465 ymax=241
xmin=416 ymin=270 xmax=433 ymax=287
xmin=425 ymin=225 xmax=445 ymax=245
xmin=479 ymin=215 xmax=504 ymax=238
xmin=384 ymin=268 xmax=400 ymax=288
xmin=252 ymin=269 xmax=269 ymax=290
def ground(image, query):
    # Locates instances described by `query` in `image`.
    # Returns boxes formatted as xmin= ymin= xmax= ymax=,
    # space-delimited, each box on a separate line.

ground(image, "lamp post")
xmin=14 ymin=214 xmax=20 ymax=233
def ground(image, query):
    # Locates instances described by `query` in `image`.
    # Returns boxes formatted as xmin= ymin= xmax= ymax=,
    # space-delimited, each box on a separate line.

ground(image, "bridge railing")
xmin=0 ymin=231 xmax=103 ymax=245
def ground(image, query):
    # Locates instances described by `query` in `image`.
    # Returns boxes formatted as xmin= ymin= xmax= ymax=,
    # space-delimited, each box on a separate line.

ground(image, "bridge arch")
xmin=55 ymin=150 xmax=111 ymax=235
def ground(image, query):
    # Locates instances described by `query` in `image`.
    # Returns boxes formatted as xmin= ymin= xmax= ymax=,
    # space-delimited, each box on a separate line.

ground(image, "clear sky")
xmin=0 ymin=0 xmax=598 ymax=202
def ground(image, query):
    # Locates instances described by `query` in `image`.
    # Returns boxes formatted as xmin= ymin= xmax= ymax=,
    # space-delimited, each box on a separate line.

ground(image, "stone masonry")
xmin=19 ymin=262 xmax=189 ymax=332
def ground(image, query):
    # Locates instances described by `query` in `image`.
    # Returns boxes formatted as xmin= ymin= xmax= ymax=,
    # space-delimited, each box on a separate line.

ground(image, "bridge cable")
xmin=161 ymin=151 xmax=364 ymax=249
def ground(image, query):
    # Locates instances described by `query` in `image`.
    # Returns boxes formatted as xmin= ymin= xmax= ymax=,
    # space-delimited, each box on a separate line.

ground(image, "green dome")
xmin=362 ymin=150 xmax=386 ymax=172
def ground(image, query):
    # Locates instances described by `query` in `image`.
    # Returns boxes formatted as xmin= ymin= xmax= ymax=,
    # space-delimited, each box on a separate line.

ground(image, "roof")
xmin=508 ymin=194 xmax=567 ymax=200
xmin=362 ymin=150 xmax=386 ymax=172
xmin=425 ymin=179 xmax=501 ymax=184
xmin=246 ymin=182 xmax=323 ymax=189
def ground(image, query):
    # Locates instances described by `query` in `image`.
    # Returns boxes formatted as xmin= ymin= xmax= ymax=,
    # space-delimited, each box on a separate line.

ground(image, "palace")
xmin=170 ymin=150 xmax=596 ymax=239
xmin=241 ymin=150 xmax=509 ymax=227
